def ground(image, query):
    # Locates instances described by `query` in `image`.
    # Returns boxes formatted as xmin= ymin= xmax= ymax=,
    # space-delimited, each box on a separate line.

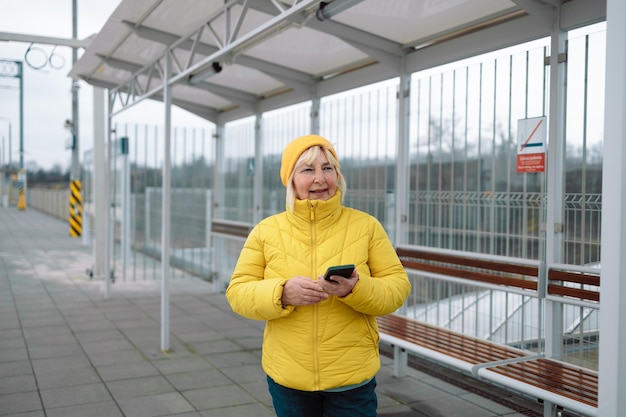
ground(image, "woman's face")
xmin=293 ymin=151 xmax=338 ymax=201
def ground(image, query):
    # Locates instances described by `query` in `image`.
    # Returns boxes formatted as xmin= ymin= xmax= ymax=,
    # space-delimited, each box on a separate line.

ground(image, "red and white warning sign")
xmin=516 ymin=116 xmax=546 ymax=173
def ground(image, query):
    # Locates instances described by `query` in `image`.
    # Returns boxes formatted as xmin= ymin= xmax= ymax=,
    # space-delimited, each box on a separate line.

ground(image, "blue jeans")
xmin=267 ymin=376 xmax=378 ymax=417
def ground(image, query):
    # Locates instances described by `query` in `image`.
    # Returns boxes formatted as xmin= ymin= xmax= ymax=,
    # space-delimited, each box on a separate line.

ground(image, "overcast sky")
xmin=0 ymin=0 xmax=210 ymax=171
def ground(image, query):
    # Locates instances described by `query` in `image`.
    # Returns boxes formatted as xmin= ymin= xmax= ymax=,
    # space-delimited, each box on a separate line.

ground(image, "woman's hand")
xmin=319 ymin=269 xmax=359 ymax=297
xmin=281 ymin=276 xmax=328 ymax=307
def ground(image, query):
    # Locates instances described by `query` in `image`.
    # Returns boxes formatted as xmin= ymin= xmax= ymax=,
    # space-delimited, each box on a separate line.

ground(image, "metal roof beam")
xmin=510 ymin=0 xmax=555 ymax=27
xmin=96 ymin=54 xmax=143 ymax=73
xmin=0 ymin=31 xmax=91 ymax=48
xmin=110 ymin=0 xmax=323 ymax=114
xmin=246 ymin=0 xmax=403 ymax=71
xmin=123 ymin=20 xmax=315 ymax=91
xmin=94 ymin=54 xmax=256 ymax=114
xmin=191 ymin=81 xmax=258 ymax=111
xmin=306 ymin=19 xmax=404 ymax=71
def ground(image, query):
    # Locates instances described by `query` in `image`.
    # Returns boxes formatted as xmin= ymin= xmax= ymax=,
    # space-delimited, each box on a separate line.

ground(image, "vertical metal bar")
xmin=311 ymin=97 xmax=320 ymax=134
xmin=253 ymin=114 xmax=263 ymax=225
xmin=463 ymin=67 xmax=469 ymax=252
xmin=94 ymin=88 xmax=108 ymax=297
xmin=106 ymin=99 xmax=114 ymax=294
xmin=544 ymin=8 xmax=567 ymax=359
xmin=71 ymin=0 xmax=79 ymax=182
xmin=506 ymin=56 xmax=513 ymax=257
xmin=580 ymin=34 xmax=590 ymax=265
xmin=599 ymin=1 xmax=626 ymax=415
xmin=132 ymin=123 xmax=139 ymax=282
xmin=161 ymin=50 xmax=172 ymax=353
xmin=395 ymin=71 xmax=410 ymax=245
xmin=142 ymin=124 xmax=148 ymax=281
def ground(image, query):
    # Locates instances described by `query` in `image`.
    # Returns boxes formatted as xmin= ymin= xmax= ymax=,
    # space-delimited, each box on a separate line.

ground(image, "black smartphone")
xmin=323 ymin=264 xmax=355 ymax=283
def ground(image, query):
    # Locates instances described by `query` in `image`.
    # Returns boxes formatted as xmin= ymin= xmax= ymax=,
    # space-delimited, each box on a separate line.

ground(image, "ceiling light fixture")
xmin=187 ymin=61 xmax=223 ymax=85
xmin=315 ymin=0 xmax=365 ymax=21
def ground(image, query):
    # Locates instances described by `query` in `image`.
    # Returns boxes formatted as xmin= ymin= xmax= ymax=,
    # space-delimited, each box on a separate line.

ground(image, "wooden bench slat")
xmin=400 ymin=259 xmax=538 ymax=291
xmin=547 ymin=285 xmax=601 ymax=302
xmin=377 ymin=315 xmax=528 ymax=365
xmin=378 ymin=313 xmax=599 ymax=413
xmin=489 ymin=360 xmax=598 ymax=407
xmin=548 ymin=269 xmax=601 ymax=286
xmin=396 ymin=248 xmax=539 ymax=277
xmin=387 ymin=246 xmax=599 ymax=415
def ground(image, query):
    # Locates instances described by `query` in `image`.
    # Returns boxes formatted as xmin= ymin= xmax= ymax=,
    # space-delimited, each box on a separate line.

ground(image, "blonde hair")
xmin=285 ymin=145 xmax=346 ymax=212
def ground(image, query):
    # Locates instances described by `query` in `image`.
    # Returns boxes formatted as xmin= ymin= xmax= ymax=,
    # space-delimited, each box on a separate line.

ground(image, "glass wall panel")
xmin=320 ymin=79 xmax=399 ymax=230
xmin=222 ymin=117 xmax=255 ymax=222
xmin=262 ymin=101 xmax=311 ymax=218
xmin=408 ymin=41 xmax=549 ymax=258
xmin=110 ymin=122 xmax=215 ymax=282
xmin=563 ymin=24 xmax=605 ymax=267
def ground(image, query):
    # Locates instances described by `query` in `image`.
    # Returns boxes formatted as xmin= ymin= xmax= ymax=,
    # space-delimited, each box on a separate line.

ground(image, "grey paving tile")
xmin=0 ymin=360 xmax=32 ymax=378
xmin=203 ymin=350 xmax=262 ymax=368
xmin=45 ymin=401 xmax=124 ymax=417
xmin=173 ymin=329 xmax=222 ymax=344
xmin=183 ymin=384 xmax=258 ymax=410
xmin=35 ymin=367 xmax=102 ymax=389
xmin=199 ymin=403 xmax=275 ymax=417
xmin=106 ymin=375 xmax=176 ymax=401
xmin=0 ymin=374 xmax=38 ymax=394
xmin=74 ymin=329 xmax=126 ymax=343
xmin=80 ymin=338 xmax=137 ymax=356
xmin=40 ymin=382 xmax=112 ymax=409
xmin=219 ymin=363 xmax=266 ymax=384
xmin=96 ymin=361 xmax=160 ymax=382
xmin=27 ymin=342 xmax=85 ymax=360
xmin=0 ymin=329 xmax=24 ymax=347
xmin=4 ymin=411 xmax=45 ymax=417
xmin=166 ymin=369 xmax=232 ymax=391
xmin=460 ymin=392 xmax=525 ymax=415
xmin=117 ymin=391 xmax=195 ymax=417
xmin=0 ymin=391 xmax=42 ymax=416
xmin=22 ymin=325 xmax=73 ymax=340
xmin=380 ymin=377 xmax=452 ymax=404
xmin=408 ymin=395 xmax=498 ymax=417
xmin=240 ymin=380 xmax=273 ymax=406
xmin=182 ymin=338 xmax=241 ymax=355
xmin=19 ymin=315 xmax=67 ymax=328
xmin=150 ymin=355 xmax=213 ymax=375
xmin=0 ymin=347 xmax=29 ymax=362
xmin=85 ymin=348 xmax=146 ymax=367
xmin=31 ymin=354 xmax=92 ymax=374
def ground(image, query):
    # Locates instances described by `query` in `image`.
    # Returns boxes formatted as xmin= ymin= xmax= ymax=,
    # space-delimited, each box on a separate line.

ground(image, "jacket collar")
xmin=288 ymin=192 xmax=342 ymax=224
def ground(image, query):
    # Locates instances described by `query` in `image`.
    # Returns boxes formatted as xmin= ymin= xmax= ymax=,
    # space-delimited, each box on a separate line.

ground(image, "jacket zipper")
xmin=310 ymin=202 xmax=320 ymax=390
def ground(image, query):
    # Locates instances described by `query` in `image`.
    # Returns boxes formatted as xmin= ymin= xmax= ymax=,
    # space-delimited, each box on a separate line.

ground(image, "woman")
xmin=226 ymin=134 xmax=411 ymax=417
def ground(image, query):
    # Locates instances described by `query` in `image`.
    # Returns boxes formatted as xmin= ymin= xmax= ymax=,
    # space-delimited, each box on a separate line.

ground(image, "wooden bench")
xmin=379 ymin=245 xmax=600 ymax=417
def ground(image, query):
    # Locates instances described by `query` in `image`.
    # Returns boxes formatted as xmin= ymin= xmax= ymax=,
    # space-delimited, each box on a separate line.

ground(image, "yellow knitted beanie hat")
xmin=280 ymin=135 xmax=338 ymax=186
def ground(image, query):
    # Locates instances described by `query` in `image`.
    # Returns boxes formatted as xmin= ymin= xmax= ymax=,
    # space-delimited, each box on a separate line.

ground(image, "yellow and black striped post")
xmin=69 ymin=180 xmax=82 ymax=237
xmin=17 ymin=187 xmax=26 ymax=210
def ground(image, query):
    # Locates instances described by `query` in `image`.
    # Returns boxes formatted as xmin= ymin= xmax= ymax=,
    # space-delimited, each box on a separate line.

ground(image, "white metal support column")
xmin=395 ymin=71 xmax=410 ymax=246
xmin=213 ymin=124 xmax=226 ymax=220
xmin=310 ymin=97 xmax=321 ymax=134
xmin=253 ymin=114 xmax=263 ymax=225
xmin=160 ymin=50 xmax=173 ymax=353
xmin=211 ymin=123 xmax=225 ymax=290
xmin=599 ymin=1 xmax=626 ymax=415
xmin=543 ymin=9 xmax=567 ymax=417
xmin=121 ymin=138 xmax=131 ymax=281
xmin=544 ymin=10 xmax=567 ymax=355
xmin=93 ymin=87 xmax=109 ymax=298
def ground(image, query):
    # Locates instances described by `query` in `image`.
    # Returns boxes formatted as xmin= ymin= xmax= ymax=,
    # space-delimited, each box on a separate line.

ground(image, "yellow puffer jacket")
xmin=226 ymin=193 xmax=411 ymax=391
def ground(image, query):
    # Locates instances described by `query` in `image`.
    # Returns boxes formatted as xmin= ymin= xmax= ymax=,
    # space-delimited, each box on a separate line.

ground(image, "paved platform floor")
xmin=0 ymin=207 xmax=545 ymax=417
